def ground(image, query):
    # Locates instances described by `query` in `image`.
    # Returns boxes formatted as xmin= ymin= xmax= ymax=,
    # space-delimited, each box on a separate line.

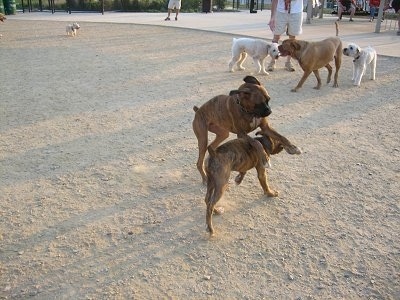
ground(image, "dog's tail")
xmin=335 ymin=21 xmax=339 ymax=37
xmin=193 ymin=106 xmax=199 ymax=112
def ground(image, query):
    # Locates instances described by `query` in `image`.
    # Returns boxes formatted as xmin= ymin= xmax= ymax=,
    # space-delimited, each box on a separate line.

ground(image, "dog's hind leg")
xmin=237 ymin=53 xmax=247 ymax=71
xmin=193 ymin=115 xmax=209 ymax=184
xmin=206 ymin=184 xmax=227 ymax=236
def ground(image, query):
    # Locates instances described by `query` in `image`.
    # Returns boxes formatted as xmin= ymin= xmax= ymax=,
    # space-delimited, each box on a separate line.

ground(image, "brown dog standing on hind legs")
xmin=205 ymin=134 xmax=284 ymax=236
xmin=278 ymin=22 xmax=342 ymax=92
xmin=192 ymin=75 xmax=301 ymax=184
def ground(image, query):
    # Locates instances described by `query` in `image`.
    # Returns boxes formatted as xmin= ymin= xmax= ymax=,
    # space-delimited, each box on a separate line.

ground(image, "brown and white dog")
xmin=278 ymin=23 xmax=342 ymax=92
xmin=205 ymin=134 xmax=283 ymax=236
xmin=192 ymin=76 xmax=301 ymax=184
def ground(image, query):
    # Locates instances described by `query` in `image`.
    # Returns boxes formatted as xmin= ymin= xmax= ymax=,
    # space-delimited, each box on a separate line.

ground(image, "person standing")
xmin=337 ymin=0 xmax=356 ymax=21
xmin=268 ymin=0 xmax=304 ymax=72
xmin=388 ymin=0 xmax=400 ymax=35
xmin=165 ymin=0 xmax=181 ymax=21
xmin=369 ymin=0 xmax=380 ymax=21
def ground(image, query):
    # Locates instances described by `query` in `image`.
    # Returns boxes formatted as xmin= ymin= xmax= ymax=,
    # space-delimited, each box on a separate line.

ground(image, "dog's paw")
xmin=265 ymin=190 xmax=279 ymax=197
xmin=285 ymin=145 xmax=302 ymax=155
xmin=213 ymin=206 xmax=225 ymax=215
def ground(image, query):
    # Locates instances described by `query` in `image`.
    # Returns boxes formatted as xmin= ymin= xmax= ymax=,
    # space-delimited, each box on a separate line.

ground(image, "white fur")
xmin=343 ymin=43 xmax=377 ymax=87
xmin=66 ymin=23 xmax=80 ymax=37
xmin=228 ymin=38 xmax=280 ymax=75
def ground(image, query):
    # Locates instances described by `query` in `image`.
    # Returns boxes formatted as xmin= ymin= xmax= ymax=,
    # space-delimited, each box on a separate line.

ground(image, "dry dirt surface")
xmin=0 ymin=20 xmax=399 ymax=299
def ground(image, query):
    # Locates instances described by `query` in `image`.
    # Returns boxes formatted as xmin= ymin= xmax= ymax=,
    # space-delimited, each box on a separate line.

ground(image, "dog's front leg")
xmin=312 ymin=69 xmax=322 ymax=90
xmin=235 ymin=172 xmax=246 ymax=185
xmin=370 ymin=56 xmax=377 ymax=80
xmin=252 ymin=57 xmax=263 ymax=74
xmin=257 ymin=122 xmax=301 ymax=155
xmin=354 ymin=64 xmax=365 ymax=86
xmin=255 ymin=165 xmax=278 ymax=197
xmin=292 ymin=70 xmax=312 ymax=92
xmin=351 ymin=63 xmax=356 ymax=83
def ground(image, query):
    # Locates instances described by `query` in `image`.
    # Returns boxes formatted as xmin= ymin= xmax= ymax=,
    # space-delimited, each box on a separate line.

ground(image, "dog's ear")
xmin=237 ymin=87 xmax=252 ymax=95
xmin=291 ymin=41 xmax=301 ymax=51
xmin=243 ymin=76 xmax=261 ymax=86
xmin=229 ymin=90 xmax=239 ymax=96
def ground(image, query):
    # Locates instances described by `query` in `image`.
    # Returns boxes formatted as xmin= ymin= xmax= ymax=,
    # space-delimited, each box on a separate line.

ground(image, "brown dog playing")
xmin=278 ymin=24 xmax=342 ymax=92
xmin=192 ymin=75 xmax=301 ymax=184
xmin=0 ymin=13 xmax=6 ymax=22
xmin=205 ymin=134 xmax=283 ymax=236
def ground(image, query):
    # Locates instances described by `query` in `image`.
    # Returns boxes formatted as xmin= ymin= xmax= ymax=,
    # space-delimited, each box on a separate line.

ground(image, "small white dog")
xmin=343 ymin=43 xmax=377 ymax=87
xmin=66 ymin=22 xmax=80 ymax=37
xmin=228 ymin=38 xmax=280 ymax=74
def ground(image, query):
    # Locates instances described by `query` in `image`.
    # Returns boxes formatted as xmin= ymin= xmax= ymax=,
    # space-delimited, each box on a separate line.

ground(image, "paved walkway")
xmin=7 ymin=10 xmax=400 ymax=57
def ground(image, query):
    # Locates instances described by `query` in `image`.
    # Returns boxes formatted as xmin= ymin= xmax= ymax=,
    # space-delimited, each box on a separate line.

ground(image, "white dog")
xmin=66 ymin=23 xmax=80 ymax=37
xmin=343 ymin=43 xmax=377 ymax=87
xmin=228 ymin=38 xmax=280 ymax=75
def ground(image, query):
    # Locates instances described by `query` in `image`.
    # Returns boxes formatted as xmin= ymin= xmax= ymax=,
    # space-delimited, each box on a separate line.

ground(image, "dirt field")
xmin=0 ymin=20 xmax=399 ymax=299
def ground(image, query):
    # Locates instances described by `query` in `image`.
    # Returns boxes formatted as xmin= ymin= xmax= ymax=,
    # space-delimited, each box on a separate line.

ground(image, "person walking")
xmin=268 ymin=0 xmax=304 ymax=72
xmin=369 ymin=0 xmax=380 ymax=21
xmin=165 ymin=0 xmax=181 ymax=21
xmin=337 ymin=0 xmax=356 ymax=21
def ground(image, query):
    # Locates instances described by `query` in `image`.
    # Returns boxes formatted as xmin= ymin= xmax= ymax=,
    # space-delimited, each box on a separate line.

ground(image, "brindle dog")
xmin=205 ymin=134 xmax=283 ymax=236
xmin=192 ymin=75 xmax=301 ymax=184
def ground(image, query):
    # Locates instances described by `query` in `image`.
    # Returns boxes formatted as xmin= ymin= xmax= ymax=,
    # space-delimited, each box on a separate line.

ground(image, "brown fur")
xmin=205 ymin=135 xmax=283 ymax=236
xmin=0 ymin=13 xmax=6 ymax=22
xmin=278 ymin=37 xmax=342 ymax=92
xmin=192 ymin=76 xmax=301 ymax=184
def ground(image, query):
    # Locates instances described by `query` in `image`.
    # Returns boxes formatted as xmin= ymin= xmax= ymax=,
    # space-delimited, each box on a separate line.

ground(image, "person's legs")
xmin=397 ymin=12 xmax=400 ymax=35
xmin=349 ymin=4 xmax=356 ymax=21
xmin=337 ymin=3 xmax=344 ymax=20
xmin=370 ymin=6 xmax=375 ymax=21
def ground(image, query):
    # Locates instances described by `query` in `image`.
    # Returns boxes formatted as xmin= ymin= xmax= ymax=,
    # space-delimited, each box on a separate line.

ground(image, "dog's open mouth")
xmin=278 ymin=49 xmax=291 ymax=57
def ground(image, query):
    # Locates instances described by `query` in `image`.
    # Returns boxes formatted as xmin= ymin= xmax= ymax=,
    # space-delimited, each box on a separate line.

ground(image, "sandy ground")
xmin=0 ymin=20 xmax=399 ymax=299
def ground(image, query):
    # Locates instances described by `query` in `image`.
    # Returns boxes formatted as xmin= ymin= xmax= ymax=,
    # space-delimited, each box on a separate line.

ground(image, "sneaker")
xmin=285 ymin=61 xmax=295 ymax=72
xmin=165 ymin=17 xmax=170 ymax=21
xmin=349 ymin=18 xmax=354 ymax=22
xmin=369 ymin=18 xmax=373 ymax=22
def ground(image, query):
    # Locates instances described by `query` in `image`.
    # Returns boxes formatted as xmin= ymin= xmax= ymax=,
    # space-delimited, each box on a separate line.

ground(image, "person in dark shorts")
xmin=337 ymin=0 xmax=356 ymax=21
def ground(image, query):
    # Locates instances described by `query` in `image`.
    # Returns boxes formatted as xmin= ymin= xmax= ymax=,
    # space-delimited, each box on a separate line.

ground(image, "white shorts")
xmin=274 ymin=11 xmax=303 ymax=36
xmin=168 ymin=0 xmax=181 ymax=9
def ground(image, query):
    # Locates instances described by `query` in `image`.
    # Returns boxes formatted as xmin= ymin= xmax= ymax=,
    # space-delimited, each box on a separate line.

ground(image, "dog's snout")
xmin=255 ymin=102 xmax=271 ymax=117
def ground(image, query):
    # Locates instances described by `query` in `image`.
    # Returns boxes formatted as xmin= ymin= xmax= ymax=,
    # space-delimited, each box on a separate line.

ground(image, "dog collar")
xmin=235 ymin=95 xmax=254 ymax=115
xmin=353 ymin=55 xmax=360 ymax=62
